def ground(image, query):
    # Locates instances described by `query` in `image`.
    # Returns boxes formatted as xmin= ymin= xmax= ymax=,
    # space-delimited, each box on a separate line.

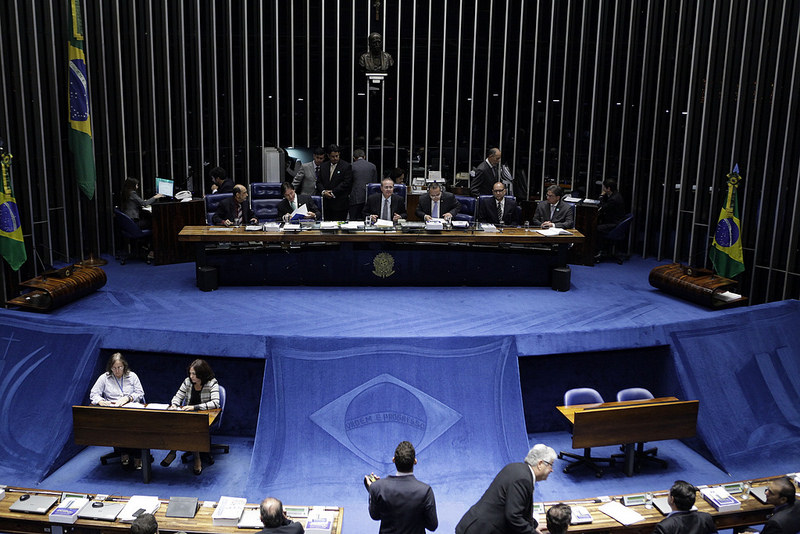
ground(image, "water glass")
xmin=645 ymin=492 xmax=653 ymax=509
xmin=741 ymin=481 xmax=751 ymax=499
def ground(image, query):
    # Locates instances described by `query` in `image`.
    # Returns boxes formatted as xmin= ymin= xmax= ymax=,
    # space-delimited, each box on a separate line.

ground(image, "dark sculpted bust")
xmin=359 ymin=32 xmax=394 ymax=73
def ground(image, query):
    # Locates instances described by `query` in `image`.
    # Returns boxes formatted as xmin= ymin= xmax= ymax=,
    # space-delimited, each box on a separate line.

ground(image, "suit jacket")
xmin=652 ymin=511 xmax=716 ymax=534
xmin=415 ymin=192 xmax=461 ymax=219
xmin=455 ymin=462 xmax=536 ymax=534
xmin=316 ymin=160 xmax=353 ymax=212
xmin=276 ymin=194 xmax=320 ymax=219
xmin=532 ymin=199 xmax=574 ymax=228
xmin=598 ymin=191 xmax=626 ymax=226
xmin=762 ymin=502 xmax=800 ymax=534
xmin=349 ymin=159 xmax=378 ymax=205
xmin=363 ymin=193 xmax=407 ymax=220
xmin=368 ymin=474 xmax=438 ymax=534
xmin=257 ymin=517 xmax=304 ymax=534
xmin=293 ymin=161 xmax=320 ymax=196
xmin=470 ymin=160 xmax=500 ymax=197
xmin=212 ymin=196 xmax=256 ymax=225
xmin=477 ymin=196 xmax=518 ymax=225
xmin=215 ymin=178 xmax=235 ymax=194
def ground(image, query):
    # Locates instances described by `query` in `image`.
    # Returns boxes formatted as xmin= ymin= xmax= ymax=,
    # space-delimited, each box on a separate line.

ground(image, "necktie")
xmin=432 ymin=200 xmax=439 ymax=218
xmin=550 ymin=204 xmax=556 ymax=220
xmin=315 ymin=166 xmax=320 ymax=179
xmin=382 ymin=198 xmax=391 ymax=221
xmin=235 ymin=202 xmax=242 ymax=225
xmin=330 ymin=164 xmax=336 ymax=178
xmin=493 ymin=166 xmax=499 ymax=182
xmin=291 ymin=200 xmax=297 ymax=211
xmin=497 ymin=200 xmax=503 ymax=222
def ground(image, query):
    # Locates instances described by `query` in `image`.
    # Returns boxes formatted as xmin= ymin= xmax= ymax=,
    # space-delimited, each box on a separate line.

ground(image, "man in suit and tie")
xmin=477 ymin=181 xmax=518 ymax=225
xmin=365 ymin=441 xmax=438 ymax=534
xmin=532 ymin=185 xmax=574 ymax=228
xmin=212 ymin=184 xmax=259 ymax=226
xmin=316 ymin=144 xmax=353 ymax=221
xmin=455 ymin=444 xmax=556 ymax=534
xmin=364 ymin=177 xmax=407 ymax=222
xmin=415 ymin=182 xmax=460 ymax=222
xmin=470 ymin=147 xmax=502 ymax=197
xmin=653 ymin=480 xmax=716 ymax=534
xmin=349 ymin=148 xmax=379 ymax=220
xmin=276 ymin=182 xmax=319 ymax=222
xmin=258 ymin=497 xmax=304 ymax=534
xmin=293 ymin=147 xmax=326 ymax=196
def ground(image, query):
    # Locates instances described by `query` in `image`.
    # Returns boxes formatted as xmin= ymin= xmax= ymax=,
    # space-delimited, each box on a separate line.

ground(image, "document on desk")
xmin=118 ymin=495 xmax=161 ymax=522
xmin=535 ymin=227 xmax=572 ymax=236
xmin=290 ymin=204 xmax=310 ymax=220
xmin=598 ymin=501 xmax=644 ymax=525
xmin=375 ymin=218 xmax=394 ymax=228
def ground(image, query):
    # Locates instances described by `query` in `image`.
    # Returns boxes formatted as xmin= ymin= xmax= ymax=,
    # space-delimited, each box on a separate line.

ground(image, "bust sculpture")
xmin=359 ymin=32 xmax=394 ymax=73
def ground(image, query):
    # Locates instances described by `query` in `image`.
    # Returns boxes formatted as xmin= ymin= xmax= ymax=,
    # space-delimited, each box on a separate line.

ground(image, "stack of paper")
xmin=304 ymin=509 xmax=336 ymax=534
xmin=237 ymin=508 xmax=264 ymax=529
xmin=212 ymin=496 xmax=247 ymax=526
xmin=425 ymin=220 xmax=444 ymax=230
xmin=319 ymin=222 xmax=339 ymax=230
xmin=701 ymin=487 xmax=740 ymax=512
xmin=49 ymin=497 xmax=91 ymax=524
xmin=375 ymin=219 xmax=394 ymax=228
xmin=570 ymin=505 xmax=593 ymax=524
xmin=481 ymin=223 xmax=499 ymax=233
xmin=598 ymin=501 xmax=644 ymax=526
xmin=535 ymin=227 xmax=572 ymax=236
xmin=118 ymin=495 xmax=161 ymax=522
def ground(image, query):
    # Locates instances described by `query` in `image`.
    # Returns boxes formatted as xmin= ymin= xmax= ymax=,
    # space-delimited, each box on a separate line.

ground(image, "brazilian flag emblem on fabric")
xmin=709 ymin=165 xmax=744 ymax=278
xmin=0 ymin=153 xmax=27 ymax=271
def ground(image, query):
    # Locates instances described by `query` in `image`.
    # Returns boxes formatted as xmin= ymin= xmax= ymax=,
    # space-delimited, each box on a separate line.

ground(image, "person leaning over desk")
xmin=89 ymin=352 xmax=146 ymax=469
xmin=160 ymin=358 xmax=220 ymax=476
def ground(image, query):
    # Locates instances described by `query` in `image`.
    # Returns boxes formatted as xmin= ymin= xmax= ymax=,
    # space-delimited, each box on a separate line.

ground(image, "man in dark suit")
xmin=477 ymin=182 xmax=518 ymax=225
xmin=292 ymin=147 xmax=326 ymax=196
xmin=470 ymin=147 xmax=502 ymax=197
xmin=210 ymin=166 xmax=234 ymax=194
xmin=349 ymin=148 xmax=379 ymax=220
xmin=212 ymin=184 xmax=258 ymax=226
xmin=366 ymin=441 xmax=438 ymax=534
xmin=760 ymin=476 xmax=800 ymax=534
xmin=364 ymin=177 xmax=407 ymax=223
xmin=415 ymin=182 xmax=460 ymax=222
xmin=316 ymin=144 xmax=353 ymax=221
xmin=597 ymin=179 xmax=626 ymax=234
xmin=258 ymin=497 xmax=304 ymax=534
xmin=532 ymin=185 xmax=574 ymax=228
xmin=276 ymin=182 xmax=319 ymax=222
xmin=455 ymin=444 xmax=556 ymax=534
xmin=653 ymin=480 xmax=716 ymax=534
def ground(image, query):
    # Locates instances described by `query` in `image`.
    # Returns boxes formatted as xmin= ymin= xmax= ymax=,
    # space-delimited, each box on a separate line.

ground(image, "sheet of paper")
xmin=375 ymin=218 xmax=394 ymax=228
xmin=290 ymin=204 xmax=310 ymax=220
xmin=535 ymin=227 xmax=571 ymax=236
xmin=598 ymin=501 xmax=644 ymax=525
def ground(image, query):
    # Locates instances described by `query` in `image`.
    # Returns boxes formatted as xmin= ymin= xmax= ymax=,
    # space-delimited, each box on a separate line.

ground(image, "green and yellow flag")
xmin=68 ymin=0 xmax=97 ymax=199
xmin=0 ymin=153 xmax=27 ymax=271
xmin=709 ymin=165 xmax=744 ymax=278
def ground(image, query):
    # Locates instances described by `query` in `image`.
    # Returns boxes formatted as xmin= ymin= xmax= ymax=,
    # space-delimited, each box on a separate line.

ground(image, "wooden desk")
xmin=0 ymin=486 xmax=343 ymax=534
xmin=557 ymin=397 xmax=699 ymax=476
xmin=72 ymin=406 xmax=220 ymax=483
xmin=151 ymin=199 xmax=205 ymax=265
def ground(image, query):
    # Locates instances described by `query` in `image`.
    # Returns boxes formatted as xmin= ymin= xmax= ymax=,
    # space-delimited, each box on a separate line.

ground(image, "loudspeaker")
xmin=551 ymin=266 xmax=571 ymax=292
xmin=196 ymin=266 xmax=218 ymax=292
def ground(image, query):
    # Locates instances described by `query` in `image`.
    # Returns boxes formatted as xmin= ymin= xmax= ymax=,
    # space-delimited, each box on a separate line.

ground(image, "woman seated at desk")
xmin=160 ymin=358 xmax=220 ymax=475
xmin=89 ymin=352 xmax=146 ymax=469
xmin=121 ymin=177 xmax=164 ymax=230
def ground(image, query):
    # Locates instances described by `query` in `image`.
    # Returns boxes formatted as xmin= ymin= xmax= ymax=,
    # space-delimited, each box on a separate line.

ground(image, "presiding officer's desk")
xmin=178 ymin=224 xmax=585 ymax=287
xmin=72 ymin=406 xmax=220 ymax=484
xmin=558 ymin=397 xmax=699 ymax=477
xmin=0 ymin=486 xmax=343 ymax=534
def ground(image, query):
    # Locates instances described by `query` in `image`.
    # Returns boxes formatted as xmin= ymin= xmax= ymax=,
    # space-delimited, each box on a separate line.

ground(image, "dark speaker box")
xmin=551 ymin=266 xmax=571 ymax=292
xmin=196 ymin=266 xmax=218 ymax=292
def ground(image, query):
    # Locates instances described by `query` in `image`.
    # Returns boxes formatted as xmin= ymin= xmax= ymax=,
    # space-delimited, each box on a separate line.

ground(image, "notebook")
xmin=9 ymin=495 xmax=58 ymax=514
xmin=78 ymin=501 xmax=126 ymax=521
xmin=165 ymin=496 xmax=199 ymax=518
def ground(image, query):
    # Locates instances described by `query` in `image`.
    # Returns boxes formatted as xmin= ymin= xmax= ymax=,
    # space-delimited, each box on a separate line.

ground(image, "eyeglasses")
xmin=542 ymin=460 xmax=554 ymax=468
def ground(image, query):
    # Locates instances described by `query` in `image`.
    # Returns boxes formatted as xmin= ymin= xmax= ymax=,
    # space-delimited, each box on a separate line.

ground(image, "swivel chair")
xmin=205 ymin=193 xmax=233 ymax=224
xmin=454 ymin=195 xmax=476 ymax=223
xmin=114 ymin=208 xmax=152 ymax=265
xmin=558 ymin=387 xmax=614 ymax=477
xmin=611 ymin=387 xmax=668 ymax=470
xmin=595 ymin=213 xmax=633 ymax=264
xmin=182 ymin=385 xmax=229 ymax=465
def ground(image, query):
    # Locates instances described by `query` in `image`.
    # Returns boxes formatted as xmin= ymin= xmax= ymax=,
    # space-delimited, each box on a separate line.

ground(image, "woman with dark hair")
xmin=120 ymin=177 xmax=163 ymax=229
xmin=161 ymin=359 xmax=220 ymax=475
xmin=89 ymin=352 xmax=146 ymax=468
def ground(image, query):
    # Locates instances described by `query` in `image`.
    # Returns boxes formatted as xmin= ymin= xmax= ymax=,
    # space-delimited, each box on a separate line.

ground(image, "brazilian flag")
xmin=709 ymin=165 xmax=744 ymax=278
xmin=0 ymin=153 xmax=27 ymax=271
xmin=68 ymin=0 xmax=97 ymax=199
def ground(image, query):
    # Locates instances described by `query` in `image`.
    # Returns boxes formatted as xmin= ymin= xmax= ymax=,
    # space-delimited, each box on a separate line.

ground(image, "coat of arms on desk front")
xmin=372 ymin=252 xmax=395 ymax=278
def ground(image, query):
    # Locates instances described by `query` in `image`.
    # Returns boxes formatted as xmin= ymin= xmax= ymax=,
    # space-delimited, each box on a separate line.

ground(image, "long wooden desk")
xmin=72 ymin=406 xmax=220 ymax=484
xmin=0 ymin=486 xmax=342 ymax=534
xmin=557 ymin=397 xmax=699 ymax=477
xmin=178 ymin=225 xmax=585 ymax=287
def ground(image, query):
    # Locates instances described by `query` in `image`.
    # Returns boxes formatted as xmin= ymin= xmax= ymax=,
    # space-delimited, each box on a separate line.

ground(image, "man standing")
xmin=364 ymin=177 xmax=406 ymax=222
xmin=477 ymin=182 xmax=518 ymax=225
xmin=316 ymin=144 xmax=353 ymax=221
xmin=455 ymin=444 xmax=556 ymax=534
xmin=415 ymin=182 xmax=460 ymax=222
xmin=212 ymin=184 xmax=259 ymax=226
xmin=470 ymin=148 xmax=502 ymax=197
xmin=366 ymin=441 xmax=438 ymax=534
xmin=277 ymin=182 xmax=319 ymax=222
xmin=210 ymin=166 xmax=234 ymax=194
xmin=532 ymin=185 xmax=574 ymax=229
xmin=349 ymin=148 xmax=378 ymax=220
xmin=258 ymin=497 xmax=304 ymax=534
xmin=653 ymin=480 xmax=716 ymax=534
xmin=293 ymin=147 xmax=326 ymax=196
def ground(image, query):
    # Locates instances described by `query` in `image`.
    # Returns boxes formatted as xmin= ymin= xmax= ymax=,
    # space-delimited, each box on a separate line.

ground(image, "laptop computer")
xmin=78 ymin=501 xmax=126 ymax=521
xmin=9 ymin=495 xmax=58 ymax=514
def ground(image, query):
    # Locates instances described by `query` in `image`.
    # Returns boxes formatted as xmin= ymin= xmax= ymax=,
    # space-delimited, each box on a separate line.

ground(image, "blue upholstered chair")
xmin=310 ymin=195 xmax=323 ymax=220
xmin=596 ymin=213 xmax=633 ymax=264
xmin=454 ymin=195 xmax=476 ymax=222
xmin=205 ymin=193 xmax=233 ymax=224
xmin=182 ymin=384 xmax=229 ymax=464
xmin=366 ymin=182 xmax=407 ymax=202
xmin=612 ymin=387 xmax=667 ymax=470
xmin=250 ymin=182 xmax=282 ymax=199
xmin=558 ymin=387 xmax=615 ymax=477
xmin=252 ymin=199 xmax=282 ymax=222
xmin=114 ymin=208 xmax=152 ymax=265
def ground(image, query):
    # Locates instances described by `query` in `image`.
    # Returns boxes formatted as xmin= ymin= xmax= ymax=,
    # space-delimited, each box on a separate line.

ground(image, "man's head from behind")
xmin=546 ymin=503 xmax=572 ymax=534
xmin=393 ymin=440 xmax=416 ymax=473
xmin=130 ymin=513 xmax=158 ymax=534
xmin=669 ymin=480 xmax=698 ymax=511
xmin=260 ymin=497 xmax=285 ymax=528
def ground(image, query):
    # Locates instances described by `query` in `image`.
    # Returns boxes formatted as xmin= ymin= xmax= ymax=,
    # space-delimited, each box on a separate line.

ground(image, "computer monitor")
xmin=155 ymin=177 xmax=174 ymax=198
